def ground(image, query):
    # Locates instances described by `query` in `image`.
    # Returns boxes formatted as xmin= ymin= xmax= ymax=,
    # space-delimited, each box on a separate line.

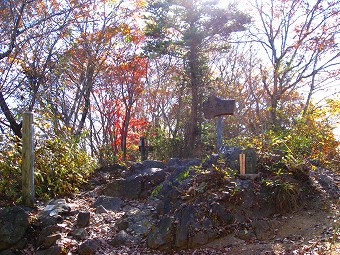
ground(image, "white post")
xmin=22 ymin=112 xmax=34 ymax=206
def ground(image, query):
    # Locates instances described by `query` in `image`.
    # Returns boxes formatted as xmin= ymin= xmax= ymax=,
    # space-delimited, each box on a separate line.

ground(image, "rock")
xmin=116 ymin=219 xmax=129 ymax=231
xmin=147 ymin=216 xmax=174 ymax=249
xmin=36 ymin=245 xmax=64 ymax=255
xmin=77 ymin=212 xmax=91 ymax=228
xmin=104 ymin=176 xmax=142 ymax=199
xmin=110 ymin=230 xmax=134 ymax=247
xmin=131 ymin=160 xmax=165 ymax=171
xmin=142 ymin=160 xmax=165 ymax=169
xmin=95 ymin=205 xmax=107 ymax=214
xmin=37 ymin=225 xmax=63 ymax=247
xmin=251 ymin=219 xmax=279 ymax=240
xmin=41 ymin=234 xmax=62 ymax=249
xmin=189 ymin=231 xmax=209 ymax=247
xmin=37 ymin=199 xmax=71 ymax=227
xmin=175 ymin=206 xmax=195 ymax=248
xmin=70 ymin=228 xmax=88 ymax=240
xmin=0 ymin=206 xmax=29 ymax=251
xmin=236 ymin=228 xmax=256 ymax=241
xmin=0 ymin=250 xmax=16 ymax=255
xmin=123 ymin=204 xmax=154 ymax=238
xmin=104 ymin=168 xmax=166 ymax=199
xmin=78 ymin=239 xmax=100 ymax=255
xmin=93 ymin=196 xmax=122 ymax=211
xmin=97 ymin=164 xmax=127 ymax=173
xmin=211 ymin=203 xmax=235 ymax=224
xmin=167 ymin=158 xmax=181 ymax=166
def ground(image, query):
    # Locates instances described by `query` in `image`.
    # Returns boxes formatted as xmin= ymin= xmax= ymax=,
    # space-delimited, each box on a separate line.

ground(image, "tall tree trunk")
xmin=185 ymin=44 xmax=200 ymax=157
xmin=121 ymin=107 xmax=131 ymax=161
xmin=0 ymin=91 xmax=22 ymax=138
xmin=76 ymin=63 xmax=94 ymax=135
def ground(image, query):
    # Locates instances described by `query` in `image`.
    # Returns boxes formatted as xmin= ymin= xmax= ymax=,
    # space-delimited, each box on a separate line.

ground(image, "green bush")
xmin=0 ymin=137 xmax=22 ymax=202
xmin=0 ymin=134 xmax=96 ymax=203
xmin=35 ymin=136 xmax=96 ymax=199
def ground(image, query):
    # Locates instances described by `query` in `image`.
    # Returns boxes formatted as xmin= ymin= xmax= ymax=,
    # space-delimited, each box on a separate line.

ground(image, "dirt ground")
xmin=205 ymin=195 xmax=339 ymax=255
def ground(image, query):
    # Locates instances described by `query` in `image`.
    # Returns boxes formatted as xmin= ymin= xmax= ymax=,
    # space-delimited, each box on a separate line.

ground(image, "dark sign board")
xmin=202 ymin=96 xmax=235 ymax=119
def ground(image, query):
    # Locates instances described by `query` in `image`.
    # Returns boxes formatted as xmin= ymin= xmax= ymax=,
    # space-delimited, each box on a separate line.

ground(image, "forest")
xmin=0 ymin=0 xmax=340 ymax=254
xmin=0 ymin=0 xmax=339 ymax=207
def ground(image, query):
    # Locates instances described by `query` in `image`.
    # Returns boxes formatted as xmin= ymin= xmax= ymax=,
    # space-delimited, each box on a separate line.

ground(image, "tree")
xmin=112 ymin=55 xmax=148 ymax=160
xmin=144 ymin=0 xmax=250 ymax=156
xmin=250 ymin=0 xmax=340 ymax=128
xmin=0 ymin=0 xmax=75 ymax=137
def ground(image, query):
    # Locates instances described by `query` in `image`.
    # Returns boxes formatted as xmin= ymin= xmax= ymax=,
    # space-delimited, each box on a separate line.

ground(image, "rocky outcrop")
xmin=1 ymin=156 xmax=328 ymax=254
xmin=0 ymin=207 xmax=30 ymax=251
xmin=103 ymin=161 xmax=167 ymax=199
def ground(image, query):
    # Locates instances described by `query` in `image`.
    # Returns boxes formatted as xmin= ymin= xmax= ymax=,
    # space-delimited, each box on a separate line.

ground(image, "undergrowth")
xmin=0 ymin=134 xmax=96 ymax=203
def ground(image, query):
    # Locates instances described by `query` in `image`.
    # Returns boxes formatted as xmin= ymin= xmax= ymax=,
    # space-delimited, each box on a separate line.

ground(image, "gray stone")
xmin=0 ymin=206 xmax=29 ymax=251
xmin=110 ymin=230 xmax=133 ymax=247
xmin=78 ymin=239 xmax=100 ymax=255
xmin=38 ymin=199 xmax=71 ymax=227
xmin=36 ymin=245 xmax=64 ymax=255
xmin=116 ymin=219 xmax=129 ymax=231
xmin=243 ymin=148 xmax=257 ymax=174
xmin=190 ymin=231 xmax=209 ymax=247
xmin=95 ymin=205 xmax=107 ymax=214
xmin=93 ymin=196 xmax=122 ymax=211
xmin=167 ymin=158 xmax=181 ymax=166
xmin=202 ymin=154 xmax=219 ymax=168
xmin=0 ymin=250 xmax=16 ymax=255
xmin=71 ymin=228 xmax=88 ymax=240
xmin=211 ymin=203 xmax=235 ymax=224
xmin=251 ymin=219 xmax=279 ymax=240
xmin=104 ymin=168 xmax=166 ymax=199
xmin=147 ymin=216 xmax=174 ymax=249
xmin=175 ymin=206 xmax=195 ymax=248
xmin=104 ymin=177 xmax=142 ymax=199
xmin=41 ymin=234 xmax=62 ymax=249
xmin=37 ymin=225 xmax=63 ymax=247
xmin=142 ymin=160 xmax=165 ymax=169
xmin=236 ymin=228 xmax=256 ymax=241
xmin=77 ymin=212 xmax=91 ymax=228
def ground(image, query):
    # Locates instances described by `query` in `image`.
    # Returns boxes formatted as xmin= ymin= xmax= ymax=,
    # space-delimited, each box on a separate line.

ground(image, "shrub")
xmin=0 ymin=134 xmax=96 ymax=203
xmin=0 ymin=136 xmax=22 ymax=202
xmin=34 ymin=136 xmax=96 ymax=199
xmin=263 ymin=178 xmax=300 ymax=211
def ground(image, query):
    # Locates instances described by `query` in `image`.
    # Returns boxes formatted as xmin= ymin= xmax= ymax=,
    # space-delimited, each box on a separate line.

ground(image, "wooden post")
xmin=217 ymin=116 xmax=222 ymax=150
xmin=22 ymin=112 xmax=34 ymax=206
xmin=139 ymin=136 xmax=147 ymax=161
xmin=239 ymin=153 xmax=246 ymax=175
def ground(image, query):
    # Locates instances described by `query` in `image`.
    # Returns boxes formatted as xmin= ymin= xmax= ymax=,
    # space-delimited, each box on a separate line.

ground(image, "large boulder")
xmin=147 ymin=216 xmax=174 ymax=249
xmin=93 ymin=196 xmax=122 ymax=211
xmin=0 ymin=206 xmax=30 ymax=251
xmin=104 ymin=168 xmax=166 ymax=199
xmin=37 ymin=199 xmax=71 ymax=227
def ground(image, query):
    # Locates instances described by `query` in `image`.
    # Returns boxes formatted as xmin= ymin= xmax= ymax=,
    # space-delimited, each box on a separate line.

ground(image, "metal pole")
xmin=217 ymin=116 xmax=222 ymax=150
xmin=22 ymin=112 xmax=34 ymax=206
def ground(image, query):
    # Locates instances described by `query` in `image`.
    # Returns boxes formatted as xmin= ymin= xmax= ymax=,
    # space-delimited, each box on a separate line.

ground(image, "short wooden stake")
xmin=22 ymin=112 xmax=35 ymax=206
xmin=239 ymin=153 xmax=246 ymax=175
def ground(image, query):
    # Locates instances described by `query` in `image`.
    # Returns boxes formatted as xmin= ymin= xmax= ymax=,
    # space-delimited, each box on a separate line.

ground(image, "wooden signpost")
xmin=202 ymin=95 xmax=235 ymax=150
xmin=22 ymin=112 xmax=35 ymax=206
xmin=203 ymin=96 xmax=258 ymax=177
